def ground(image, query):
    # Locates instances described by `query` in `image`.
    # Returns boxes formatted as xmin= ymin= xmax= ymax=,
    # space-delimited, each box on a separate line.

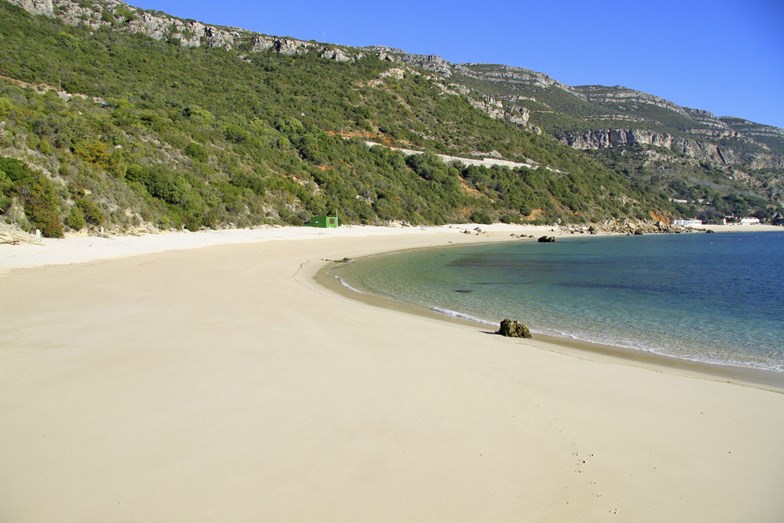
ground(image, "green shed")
xmin=308 ymin=215 xmax=339 ymax=228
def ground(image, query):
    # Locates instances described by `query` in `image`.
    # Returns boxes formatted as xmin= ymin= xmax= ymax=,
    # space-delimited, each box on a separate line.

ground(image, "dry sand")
xmin=2 ymin=224 xmax=784 ymax=522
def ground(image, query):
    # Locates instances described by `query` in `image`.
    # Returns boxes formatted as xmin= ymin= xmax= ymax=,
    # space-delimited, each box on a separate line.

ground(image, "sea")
xmin=329 ymin=231 xmax=784 ymax=373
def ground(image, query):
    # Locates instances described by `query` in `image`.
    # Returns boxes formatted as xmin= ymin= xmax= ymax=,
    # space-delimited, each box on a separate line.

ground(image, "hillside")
xmin=395 ymin=55 xmax=783 ymax=221
xmin=0 ymin=0 xmax=781 ymax=237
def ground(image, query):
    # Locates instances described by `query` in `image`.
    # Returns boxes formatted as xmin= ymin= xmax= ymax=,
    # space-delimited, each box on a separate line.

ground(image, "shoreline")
xmin=4 ymin=222 xmax=783 ymax=389
xmin=3 ymin=223 xmax=784 ymax=521
xmin=314 ymin=241 xmax=784 ymax=392
xmin=2 ymin=221 xmax=781 ymax=273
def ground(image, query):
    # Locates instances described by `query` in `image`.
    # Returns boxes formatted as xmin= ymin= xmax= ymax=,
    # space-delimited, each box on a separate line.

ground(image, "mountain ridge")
xmin=9 ymin=1 xmax=780 ymax=131
xmin=1 ymin=0 xmax=782 ymax=237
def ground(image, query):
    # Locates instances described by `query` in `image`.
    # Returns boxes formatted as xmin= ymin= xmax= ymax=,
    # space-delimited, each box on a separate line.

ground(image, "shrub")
xmin=25 ymin=178 xmax=64 ymax=237
xmin=184 ymin=143 xmax=209 ymax=162
xmin=0 ymin=157 xmax=63 ymax=236
xmin=0 ymin=157 xmax=35 ymax=185
xmin=76 ymin=198 xmax=104 ymax=225
xmin=65 ymin=205 xmax=86 ymax=230
xmin=470 ymin=211 xmax=493 ymax=225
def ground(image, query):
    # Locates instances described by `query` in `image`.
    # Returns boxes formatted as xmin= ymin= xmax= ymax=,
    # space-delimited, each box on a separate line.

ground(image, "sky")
xmin=130 ymin=0 xmax=784 ymax=128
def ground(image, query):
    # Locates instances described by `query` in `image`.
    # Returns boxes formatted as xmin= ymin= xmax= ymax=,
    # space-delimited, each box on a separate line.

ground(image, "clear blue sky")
xmin=131 ymin=0 xmax=784 ymax=128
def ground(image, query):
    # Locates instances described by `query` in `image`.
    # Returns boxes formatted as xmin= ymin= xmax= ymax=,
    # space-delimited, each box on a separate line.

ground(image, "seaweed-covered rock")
xmin=497 ymin=319 xmax=532 ymax=338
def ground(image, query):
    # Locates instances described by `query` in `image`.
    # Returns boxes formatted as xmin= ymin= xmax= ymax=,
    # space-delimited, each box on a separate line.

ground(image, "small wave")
xmin=336 ymin=276 xmax=365 ymax=295
xmin=533 ymin=327 xmax=784 ymax=373
xmin=431 ymin=306 xmax=496 ymax=326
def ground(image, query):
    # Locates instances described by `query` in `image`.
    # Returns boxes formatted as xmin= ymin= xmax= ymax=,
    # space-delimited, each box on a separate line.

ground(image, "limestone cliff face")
xmin=558 ymin=129 xmax=730 ymax=164
xmin=557 ymin=128 xmax=783 ymax=170
xmin=4 ymin=0 xmax=356 ymax=60
xmin=10 ymin=0 xmax=54 ymax=16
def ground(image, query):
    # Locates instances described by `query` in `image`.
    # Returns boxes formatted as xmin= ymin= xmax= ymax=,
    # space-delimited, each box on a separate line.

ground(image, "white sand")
xmin=1 ymin=224 xmax=783 ymax=522
xmin=0 ymin=223 xmax=560 ymax=272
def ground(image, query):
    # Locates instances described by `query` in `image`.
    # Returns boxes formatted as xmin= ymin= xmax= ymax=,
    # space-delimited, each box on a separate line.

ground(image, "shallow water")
xmin=331 ymin=232 xmax=784 ymax=372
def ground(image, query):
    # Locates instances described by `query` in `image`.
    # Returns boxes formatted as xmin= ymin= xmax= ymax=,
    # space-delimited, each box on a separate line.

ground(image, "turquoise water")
xmin=330 ymin=232 xmax=784 ymax=372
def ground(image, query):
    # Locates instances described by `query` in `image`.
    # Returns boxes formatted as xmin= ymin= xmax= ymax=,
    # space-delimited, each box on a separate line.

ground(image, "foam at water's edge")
xmin=336 ymin=276 xmax=366 ymax=295
xmin=336 ymin=272 xmax=784 ymax=373
xmin=534 ymin=327 xmax=784 ymax=373
xmin=430 ymin=306 xmax=497 ymax=326
xmin=327 ymin=233 xmax=784 ymax=384
xmin=430 ymin=305 xmax=784 ymax=373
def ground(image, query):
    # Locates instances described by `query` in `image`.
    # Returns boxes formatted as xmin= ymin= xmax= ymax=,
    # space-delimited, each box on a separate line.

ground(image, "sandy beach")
xmin=2 ymin=224 xmax=784 ymax=522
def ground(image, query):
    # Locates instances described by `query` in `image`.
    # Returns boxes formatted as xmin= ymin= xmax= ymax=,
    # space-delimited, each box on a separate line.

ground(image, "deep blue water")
xmin=331 ymin=232 xmax=784 ymax=372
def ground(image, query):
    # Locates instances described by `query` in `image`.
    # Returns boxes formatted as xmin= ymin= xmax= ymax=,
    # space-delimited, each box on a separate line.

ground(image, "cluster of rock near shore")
xmin=496 ymin=219 xmax=712 ymax=241
xmin=561 ymin=219 xmax=706 ymax=236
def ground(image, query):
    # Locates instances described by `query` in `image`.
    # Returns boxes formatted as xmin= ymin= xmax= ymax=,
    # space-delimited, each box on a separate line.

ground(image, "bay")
xmin=330 ymin=232 xmax=784 ymax=372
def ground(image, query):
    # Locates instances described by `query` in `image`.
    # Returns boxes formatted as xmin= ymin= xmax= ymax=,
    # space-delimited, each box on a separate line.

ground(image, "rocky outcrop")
xmin=720 ymin=117 xmax=784 ymax=143
xmin=574 ymin=85 xmax=690 ymax=117
xmin=455 ymin=63 xmax=581 ymax=95
xmin=465 ymin=95 xmax=530 ymax=127
xmin=366 ymin=47 xmax=453 ymax=77
xmin=10 ymin=0 xmax=53 ymax=16
xmin=559 ymin=128 xmax=725 ymax=157
xmin=556 ymin=128 xmax=783 ymax=170
xmin=497 ymin=319 xmax=532 ymax=338
xmin=590 ymin=219 xmax=692 ymax=235
xmin=5 ymin=0 xmax=357 ymax=61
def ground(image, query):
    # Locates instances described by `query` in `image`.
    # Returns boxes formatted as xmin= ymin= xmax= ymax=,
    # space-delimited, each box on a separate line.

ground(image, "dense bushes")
xmin=0 ymin=157 xmax=63 ymax=237
xmin=0 ymin=1 xmax=683 ymax=233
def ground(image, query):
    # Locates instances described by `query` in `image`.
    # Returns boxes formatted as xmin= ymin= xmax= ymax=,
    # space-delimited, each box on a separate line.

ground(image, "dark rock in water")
xmin=538 ymin=235 xmax=556 ymax=243
xmin=634 ymin=230 xmax=644 ymax=235
xmin=705 ymin=229 xmax=715 ymax=234
xmin=454 ymin=289 xmax=473 ymax=293
xmin=497 ymin=319 xmax=532 ymax=338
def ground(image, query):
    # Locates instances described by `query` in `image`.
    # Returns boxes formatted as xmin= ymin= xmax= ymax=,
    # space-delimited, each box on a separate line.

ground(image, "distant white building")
xmin=740 ymin=217 xmax=760 ymax=225
xmin=673 ymin=219 xmax=703 ymax=227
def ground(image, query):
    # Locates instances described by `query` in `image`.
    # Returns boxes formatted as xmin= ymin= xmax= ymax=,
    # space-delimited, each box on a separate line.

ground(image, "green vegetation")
xmin=0 ymin=157 xmax=64 ymax=236
xmin=453 ymin=64 xmax=782 ymax=220
xmin=4 ymin=1 xmax=773 ymax=236
xmin=590 ymin=145 xmax=782 ymax=223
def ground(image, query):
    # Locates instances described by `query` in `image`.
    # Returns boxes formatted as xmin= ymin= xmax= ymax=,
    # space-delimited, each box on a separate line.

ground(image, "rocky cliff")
xmin=361 ymin=50 xmax=782 ymax=171
xmin=5 ymin=0 xmax=356 ymax=61
xmin=556 ymin=128 xmax=783 ymax=170
xmin=447 ymin=64 xmax=784 ymax=173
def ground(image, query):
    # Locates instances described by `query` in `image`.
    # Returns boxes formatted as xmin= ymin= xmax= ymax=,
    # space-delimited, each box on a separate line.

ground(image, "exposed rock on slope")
xmin=10 ymin=0 xmax=780 ymax=174
xmin=362 ymin=50 xmax=782 ymax=176
xmin=556 ymin=128 xmax=782 ymax=170
xmin=5 ymin=0 xmax=358 ymax=61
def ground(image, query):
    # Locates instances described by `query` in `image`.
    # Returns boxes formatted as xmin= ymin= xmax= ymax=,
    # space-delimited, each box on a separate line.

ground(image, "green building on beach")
xmin=307 ymin=215 xmax=339 ymax=228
